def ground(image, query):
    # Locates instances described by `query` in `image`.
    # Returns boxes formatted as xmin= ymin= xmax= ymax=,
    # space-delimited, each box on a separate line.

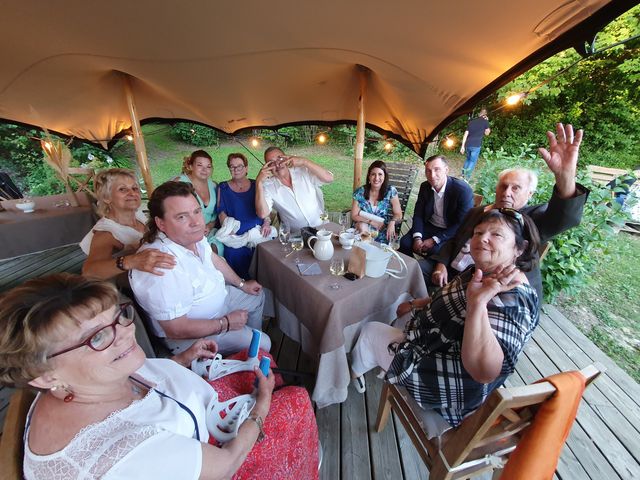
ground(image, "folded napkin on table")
xmin=297 ymin=263 xmax=322 ymax=275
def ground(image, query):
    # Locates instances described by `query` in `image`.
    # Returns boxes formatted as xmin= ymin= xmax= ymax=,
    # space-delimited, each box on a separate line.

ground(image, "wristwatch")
xmin=238 ymin=278 xmax=246 ymax=289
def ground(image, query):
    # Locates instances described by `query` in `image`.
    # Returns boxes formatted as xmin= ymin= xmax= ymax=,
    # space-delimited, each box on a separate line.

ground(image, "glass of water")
xmin=278 ymin=223 xmax=290 ymax=251
xmin=389 ymin=236 xmax=400 ymax=251
xmin=290 ymin=232 xmax=304 ymax=264
xmin=329 ymin=258 xmax=345 ymax=289
xmin=338 ymin=212 xmax=349 ymax=232
xmin=319 ymin=209 xmax=330 ymax=226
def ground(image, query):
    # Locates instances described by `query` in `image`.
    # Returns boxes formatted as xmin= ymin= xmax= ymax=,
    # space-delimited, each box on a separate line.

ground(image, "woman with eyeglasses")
xmin=0 ymin=274 xmax=319 ymax=480
xmin=80 ymin=168 xmax=176 ymax=281
xmin=350 ymin=209 xmax=541 ymax=428
xmin=216 ymin=153 xmax=272 ymax=279
xmin=177 ymin=150 xmax=225 ymax=255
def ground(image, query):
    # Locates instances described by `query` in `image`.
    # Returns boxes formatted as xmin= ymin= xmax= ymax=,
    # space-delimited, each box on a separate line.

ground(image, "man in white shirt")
xmin=255 ymin=147 xmax=334 ymax=230
xmin=130 ymin=181 xmax=271 ymax=355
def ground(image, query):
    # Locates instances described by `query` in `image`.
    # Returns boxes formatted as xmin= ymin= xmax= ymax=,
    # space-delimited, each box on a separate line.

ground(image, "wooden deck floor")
xmin=267 ymin=307 xmax=640 ymax=480
xmin=1 ymin=245 xmax=639 ymax=479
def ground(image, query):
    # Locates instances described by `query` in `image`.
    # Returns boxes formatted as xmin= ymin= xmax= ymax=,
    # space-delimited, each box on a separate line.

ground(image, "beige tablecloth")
xmin=253 ymin=231 xmax=427 ymax=407
xmin=0 ymin=193 xmax=96 ymax=259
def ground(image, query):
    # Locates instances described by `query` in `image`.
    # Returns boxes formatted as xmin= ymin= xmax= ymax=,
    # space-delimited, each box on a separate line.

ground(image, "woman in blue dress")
xmin=350 ymin=160 xmax=403 ymax=243
xmin=178 ymin=150 xmax=224 ymax=254
xmin=217 ymin=153 xmax=271 ymax=278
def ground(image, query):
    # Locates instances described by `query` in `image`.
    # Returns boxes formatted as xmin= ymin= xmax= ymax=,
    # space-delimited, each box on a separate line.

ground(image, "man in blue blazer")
xmin=399 ymin=155 xmax=474 ymax=281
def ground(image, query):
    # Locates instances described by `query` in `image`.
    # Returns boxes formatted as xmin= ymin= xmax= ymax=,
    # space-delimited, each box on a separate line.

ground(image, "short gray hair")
xmin=498 ymin=168 xmax=538 ymax=194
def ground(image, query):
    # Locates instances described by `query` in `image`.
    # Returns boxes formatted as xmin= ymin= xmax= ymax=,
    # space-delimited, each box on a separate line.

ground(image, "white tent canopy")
xmin=0 ymin=0 xmax=634 ymax=155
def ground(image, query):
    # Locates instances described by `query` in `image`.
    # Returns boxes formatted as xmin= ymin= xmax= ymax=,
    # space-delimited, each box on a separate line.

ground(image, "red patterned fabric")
xmin=208 ymin=350 xmax=319 ymax=480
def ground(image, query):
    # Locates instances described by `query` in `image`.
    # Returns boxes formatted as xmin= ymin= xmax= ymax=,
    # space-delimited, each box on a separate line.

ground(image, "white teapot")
xmin=307 ymin=229 xmax=334 ymax=261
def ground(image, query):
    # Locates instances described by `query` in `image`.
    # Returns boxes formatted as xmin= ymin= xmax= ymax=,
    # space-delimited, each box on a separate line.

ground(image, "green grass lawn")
xmin=556 ymin=232 xmax=640 ymax=382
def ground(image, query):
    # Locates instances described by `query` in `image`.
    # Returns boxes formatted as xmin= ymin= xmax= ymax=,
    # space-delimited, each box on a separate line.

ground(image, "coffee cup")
xmin=339 ymin=232 xmax=355 ymax=250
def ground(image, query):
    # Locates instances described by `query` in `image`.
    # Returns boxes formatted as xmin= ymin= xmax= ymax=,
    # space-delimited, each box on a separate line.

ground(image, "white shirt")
xmin=24 ymin=359 xmax=212 ymax=480
xmin=79 ymin=209 xmax=147 ymax=255
xmin=262 ymin=166 xmax=326 ymax=230
xmin=130 ymin=234 xmax=227 ymax=338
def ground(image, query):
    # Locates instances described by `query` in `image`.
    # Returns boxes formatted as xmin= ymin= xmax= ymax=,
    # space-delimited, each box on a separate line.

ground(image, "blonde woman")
xmin=81 ymin=168 xmax=175 ymax=280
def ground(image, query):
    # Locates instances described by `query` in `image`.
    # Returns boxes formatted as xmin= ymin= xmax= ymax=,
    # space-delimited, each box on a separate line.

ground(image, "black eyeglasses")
xmin=228 ymin=164 xmax=246 ymax=171
xmin=47 ymin=303 xmax=135 ymax=359
xmin=498 ymin=208 xmax=524 ymax=228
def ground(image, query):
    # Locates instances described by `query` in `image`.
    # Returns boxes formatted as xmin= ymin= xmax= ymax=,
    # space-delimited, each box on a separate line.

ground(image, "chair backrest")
xmin=0 ymin=388 xmax=36 ymax=480
xmin=384 ymin=162 xmax=419 ymax=215
xmin=376 ymin=364 xmax=603 ymax=480
xmin=67 ymin=167 xmax=97 ymax=199
xmin=586 ymin=165 xmax=627 ymax=186
xmin=473 ymin=193 xmax=483 ymax=207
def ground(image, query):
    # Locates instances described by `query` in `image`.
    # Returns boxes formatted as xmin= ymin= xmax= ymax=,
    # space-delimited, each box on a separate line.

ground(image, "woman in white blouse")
xmin=0 ymin=274 xmax=319 ymax=479
xmin=81 ymin=168 xmax=176 ymax=280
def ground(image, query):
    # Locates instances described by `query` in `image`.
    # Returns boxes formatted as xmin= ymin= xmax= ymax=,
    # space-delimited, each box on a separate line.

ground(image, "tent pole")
xmin=353 ymin=66 xmax=367 ymax=191
xmin=123 ymin=76 xmax=154 ymax=196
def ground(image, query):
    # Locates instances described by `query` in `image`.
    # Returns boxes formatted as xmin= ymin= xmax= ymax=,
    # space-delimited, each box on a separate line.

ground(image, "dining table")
xmin=0 ymin=193 xmax=96 ymax=260
xmin=252 ymin=224 xmax=428 ymax=408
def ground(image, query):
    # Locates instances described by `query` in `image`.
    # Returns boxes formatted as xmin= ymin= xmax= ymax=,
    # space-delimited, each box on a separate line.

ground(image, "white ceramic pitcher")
xmin=307 ymin=229 xmax=334 ymax=261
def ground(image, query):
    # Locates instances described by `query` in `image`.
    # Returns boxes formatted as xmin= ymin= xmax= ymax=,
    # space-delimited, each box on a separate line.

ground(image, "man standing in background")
xmin=460 ymin=108 xmax=491 ymax=179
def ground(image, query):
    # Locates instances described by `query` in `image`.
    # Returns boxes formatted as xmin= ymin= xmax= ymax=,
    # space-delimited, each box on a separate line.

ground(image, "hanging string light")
xmin=316 ymin=132 xmax=328 ymax=144
xmin=443 ymin=136 xmax=455 ymax=149
xmin=383 ymin=139 xmax=393 ymax=152
xmin=250 ymin=136 xmax=261 ymax=148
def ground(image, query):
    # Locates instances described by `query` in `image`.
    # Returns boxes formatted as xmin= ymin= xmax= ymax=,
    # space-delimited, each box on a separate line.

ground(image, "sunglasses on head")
xmin=497 ymin=208 xmax=524 ymax=228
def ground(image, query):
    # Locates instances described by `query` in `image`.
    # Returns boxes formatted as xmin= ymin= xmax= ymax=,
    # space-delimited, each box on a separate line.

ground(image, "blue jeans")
xmin=462 ymin=146 xmax=481 ymax=178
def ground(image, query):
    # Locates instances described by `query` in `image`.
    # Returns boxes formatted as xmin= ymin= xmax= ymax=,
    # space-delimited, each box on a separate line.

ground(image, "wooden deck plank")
xmin=363 ymin=370 xmax=404 ymax=480
xmin=542 ymin=305 xmax=640 ymax=399
xmin=535 ymin=319 xmax=640 ymax=463
xmin=523 ymin=336 xmax=633 ymax=479
xmin=341 ymin=380 xmax=372 ymax=480
xmin=318 ymin=402 xmax=341 ymax=480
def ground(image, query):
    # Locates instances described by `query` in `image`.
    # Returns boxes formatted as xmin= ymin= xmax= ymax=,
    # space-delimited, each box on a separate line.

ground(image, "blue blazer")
xmin=410 ymin=176 xmax=474 ymax=244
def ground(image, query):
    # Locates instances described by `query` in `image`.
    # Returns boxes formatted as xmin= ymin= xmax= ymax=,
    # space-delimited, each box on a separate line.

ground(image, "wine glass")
xmin=319 ymin=209 xmax=329 ymax=226
xmin=338 ymin=212 xmax=349 ymax=232
xmin=290 ymin=232 xmax=304 ymax=264
xmin=389 ymin=236 xmax=400 ymax=251
xmin=329 ymin=258 xmax=345 ymax=289
xmin=278 ymin=223 xmax=290 ymax=252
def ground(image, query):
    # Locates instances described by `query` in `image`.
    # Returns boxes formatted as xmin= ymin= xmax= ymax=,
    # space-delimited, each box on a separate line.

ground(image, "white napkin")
xmin=297 ymin=263 xmax=322 ymax=275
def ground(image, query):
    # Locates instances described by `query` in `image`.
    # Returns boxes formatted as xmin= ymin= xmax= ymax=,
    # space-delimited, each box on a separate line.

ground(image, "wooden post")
xmin=353 ymin=66 xmax=367 ymax=191
xmin=123 ymin=76 xmax=154 ymax=196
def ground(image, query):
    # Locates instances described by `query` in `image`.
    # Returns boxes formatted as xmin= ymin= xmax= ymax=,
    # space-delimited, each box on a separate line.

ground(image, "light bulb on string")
xmin=505 ymin=92 xmax=526 ymax=106
xmin=316 ymin=132 xmax=328 ymax=144
xmin=444 ymin=136 xmax=455 ymax=149
xmin=126 ymin=134 xmax=134 ymax=142
xmin=250 ymin=137 xmax=260 ymax=148
xmin=383 ymin=140 xmax=393 ymax=152
xmin=42 ymin=141 xmax=53 ymax=152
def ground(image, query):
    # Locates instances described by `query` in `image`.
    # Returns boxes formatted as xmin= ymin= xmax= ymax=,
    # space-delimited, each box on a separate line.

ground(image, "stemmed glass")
xmin=278 ymin=223 xmax=290 ymax=252
xmin=389 ymin=235 xmax=400 ymax=251
xmin=368 ymin=224 xmax=379 ymax=244
xmin=329 ymin=258 xmax=345 ymax=289
xmin=338 ymin=212 xmax=349 ymax=232
xmin=319 ymin=209 xmax=329 ymax=226
xmin=290 ymin=231 xmax=304 ymax=264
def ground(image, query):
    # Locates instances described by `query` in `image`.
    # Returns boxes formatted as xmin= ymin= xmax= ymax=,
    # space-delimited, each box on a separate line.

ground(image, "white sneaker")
xmin=352 ymin=375 xmax=366 ymax=393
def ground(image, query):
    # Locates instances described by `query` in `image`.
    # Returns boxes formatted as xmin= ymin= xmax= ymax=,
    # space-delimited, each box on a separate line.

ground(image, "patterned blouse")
xmin=385 ymin=268 xmax=539 ymax=426
xmin=352 ymin=185 xmax=398 ymax=242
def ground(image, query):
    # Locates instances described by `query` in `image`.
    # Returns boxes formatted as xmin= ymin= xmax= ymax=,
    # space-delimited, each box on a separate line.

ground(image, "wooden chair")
xmin=375 ymin=364 xmax=603 ymax=480
xmin=473 ymin=193 xmax=483 ymax=207
xmin=0 ymin=388 xmax=36 ymax=480
xmin=68 ymin=167 xmax=97 ymax=199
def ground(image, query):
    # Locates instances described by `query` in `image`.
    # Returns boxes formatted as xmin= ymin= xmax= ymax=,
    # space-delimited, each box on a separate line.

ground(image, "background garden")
xmin=0 ymin=6 xmax=638 ymax=379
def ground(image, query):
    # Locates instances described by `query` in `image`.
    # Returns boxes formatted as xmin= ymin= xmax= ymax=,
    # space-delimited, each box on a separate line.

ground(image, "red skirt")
xmin=208 ymin=350 xmax=319 ymax=480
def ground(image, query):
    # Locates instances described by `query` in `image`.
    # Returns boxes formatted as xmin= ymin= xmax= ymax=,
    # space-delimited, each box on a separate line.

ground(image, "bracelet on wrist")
xmin=224 ymin=315 xmax=230 ymax=333
xmin=246 ymin=414 xmax=265 ymax=442
xmin=116 ymin=256 xmax=127 ymax=271
xmin=218 ymin=317 xmax=224 ymax=334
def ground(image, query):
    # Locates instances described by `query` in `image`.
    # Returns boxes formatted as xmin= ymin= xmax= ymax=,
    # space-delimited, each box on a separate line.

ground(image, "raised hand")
xmin=538 ymin=123 xmax=583 ymax=198
xmin=466 ymin=265 xmax=521 ymax=306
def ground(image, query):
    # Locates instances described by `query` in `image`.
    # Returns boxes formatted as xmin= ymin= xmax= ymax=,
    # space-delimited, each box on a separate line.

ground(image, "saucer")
xmin=22 ymin=209 xmax=35 ymax=213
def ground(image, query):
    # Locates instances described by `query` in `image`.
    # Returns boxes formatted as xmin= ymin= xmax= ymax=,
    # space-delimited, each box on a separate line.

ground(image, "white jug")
xmin=357 ymin=243 xmax=407 ymax=278
xmin=307 ymin=229 xmax=334 ymax=261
